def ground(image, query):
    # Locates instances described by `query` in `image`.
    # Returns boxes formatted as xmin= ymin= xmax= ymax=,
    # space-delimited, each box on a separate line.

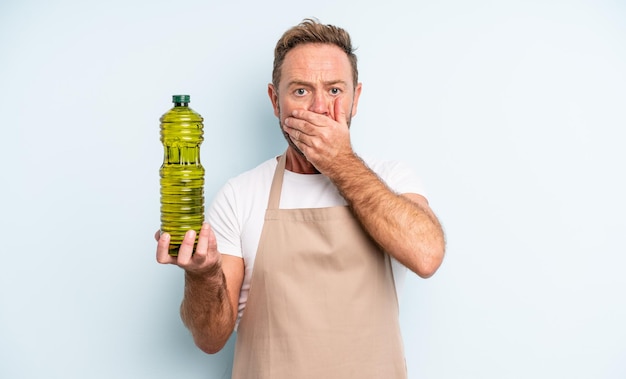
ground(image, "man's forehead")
xmin=281 ymin=44 xmax=352 ymax=85
xmin=283 ymin=43 xmax=349 ymax=64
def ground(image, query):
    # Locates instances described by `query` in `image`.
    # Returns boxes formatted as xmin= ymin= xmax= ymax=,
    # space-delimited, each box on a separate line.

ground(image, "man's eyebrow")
xmin=287 ymin=80 xmax=313 ymax=88
xmin=325 ymin=80 xmax=348 ymax=86
xmin=287 ymin=79 xmax=348 ymax=87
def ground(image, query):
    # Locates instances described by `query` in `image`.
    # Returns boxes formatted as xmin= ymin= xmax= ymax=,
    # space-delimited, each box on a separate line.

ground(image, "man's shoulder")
xmin=362 ymin=156 xmax=408 ymax=177
xmin=361 ymin=155 xmax=427 ymax=197
xmin=210 ymin=156 xmax=277 ymax=216
xmin=227 ymin=156 xmax=277 ymax=185
xmin=215 ymin=156 xmax=277 ymax=205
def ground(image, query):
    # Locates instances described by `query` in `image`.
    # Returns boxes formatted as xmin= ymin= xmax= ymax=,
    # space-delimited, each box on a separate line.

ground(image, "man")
xmin=156 ymin=18 xmax=445 ymax=378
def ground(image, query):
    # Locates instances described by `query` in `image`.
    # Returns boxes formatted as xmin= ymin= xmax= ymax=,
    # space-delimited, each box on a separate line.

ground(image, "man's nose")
xmin=308 ymin=92 xmax=330 ymax=115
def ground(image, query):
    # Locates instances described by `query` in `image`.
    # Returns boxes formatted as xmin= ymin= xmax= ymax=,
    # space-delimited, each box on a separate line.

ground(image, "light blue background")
xmin=1 ymin=0 xmax=625 ymax=378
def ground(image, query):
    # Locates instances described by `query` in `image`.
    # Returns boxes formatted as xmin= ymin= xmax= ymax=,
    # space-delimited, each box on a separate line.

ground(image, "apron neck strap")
xmin=267 ymin=152 xmax=287 ymax=210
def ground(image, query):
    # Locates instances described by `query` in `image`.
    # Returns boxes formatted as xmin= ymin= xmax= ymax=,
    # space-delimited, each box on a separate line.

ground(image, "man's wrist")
xmin=185 ymin=260 xmax=223 ymax=283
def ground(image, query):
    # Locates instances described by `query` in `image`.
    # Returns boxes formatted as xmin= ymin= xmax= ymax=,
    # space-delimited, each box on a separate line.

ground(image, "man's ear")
xmin=351 ymin=82 xmax=363 ymax=118
xmin=268 ymin=84 xmax=280 ymax=118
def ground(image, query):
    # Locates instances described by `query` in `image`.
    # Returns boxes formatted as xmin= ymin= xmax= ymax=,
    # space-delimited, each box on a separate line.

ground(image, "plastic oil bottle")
xmin=159 ymin=95 xmax=205 ymax=256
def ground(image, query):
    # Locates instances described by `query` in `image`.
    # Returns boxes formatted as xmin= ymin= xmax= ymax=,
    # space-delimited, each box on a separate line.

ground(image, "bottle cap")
xmin=172 ymin=95 xmax=190 ymax=103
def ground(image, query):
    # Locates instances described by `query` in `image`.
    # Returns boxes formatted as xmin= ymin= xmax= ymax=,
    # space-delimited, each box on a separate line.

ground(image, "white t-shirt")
xmin=207 ymin=155 xmax=428 ymax=328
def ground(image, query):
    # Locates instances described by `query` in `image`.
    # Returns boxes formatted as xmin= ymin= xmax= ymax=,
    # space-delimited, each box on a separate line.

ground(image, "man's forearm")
xmin=327 ymin=153 xmax=445 ymax=278
xmin=180 ymin=264 xmax=235 ymax=354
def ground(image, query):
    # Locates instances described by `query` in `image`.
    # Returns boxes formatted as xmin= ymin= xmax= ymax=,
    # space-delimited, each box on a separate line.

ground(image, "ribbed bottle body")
xmin=159 ymin=95 xmax=204 ymax=256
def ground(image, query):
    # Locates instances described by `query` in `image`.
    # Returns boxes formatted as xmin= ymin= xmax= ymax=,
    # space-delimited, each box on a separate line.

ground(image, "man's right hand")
xmin=156 ymin=223 xmax=222 ymax=276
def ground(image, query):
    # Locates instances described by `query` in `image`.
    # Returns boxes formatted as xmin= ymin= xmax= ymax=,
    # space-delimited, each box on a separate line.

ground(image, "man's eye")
xmin=295 ymin=88 xmax=307 ymax=96
xmin=330 ymin=88 xmax=341 ymax=95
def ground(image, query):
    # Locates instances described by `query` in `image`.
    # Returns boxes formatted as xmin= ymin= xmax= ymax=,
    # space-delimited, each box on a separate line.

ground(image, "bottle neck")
xmin=174 ymin=102 xmax=189 ymax=107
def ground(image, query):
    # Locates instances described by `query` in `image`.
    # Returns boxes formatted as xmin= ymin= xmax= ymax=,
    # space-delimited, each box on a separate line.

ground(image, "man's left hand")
xmin=283 ymin=96 xmax=354 ymax=175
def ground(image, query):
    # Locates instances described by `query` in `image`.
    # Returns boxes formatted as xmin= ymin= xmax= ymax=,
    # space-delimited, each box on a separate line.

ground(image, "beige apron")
xmin=232 ymin=153 xmax=407 ymax=379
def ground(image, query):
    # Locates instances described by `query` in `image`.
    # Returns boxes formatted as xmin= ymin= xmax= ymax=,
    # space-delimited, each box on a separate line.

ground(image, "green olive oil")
xmin=159 ymin=95 xmax=205 ymax=256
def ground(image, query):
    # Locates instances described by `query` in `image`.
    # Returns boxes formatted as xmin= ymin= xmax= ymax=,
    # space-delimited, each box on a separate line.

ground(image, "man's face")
xmin=268 ymin=43 xmax=362 ymax=155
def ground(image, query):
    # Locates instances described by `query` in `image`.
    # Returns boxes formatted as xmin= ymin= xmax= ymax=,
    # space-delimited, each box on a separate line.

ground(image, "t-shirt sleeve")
xmin=207 ymin=181 xmax=243 ymax=258
xmin=378 ymin=160 xmax=428 ymax=198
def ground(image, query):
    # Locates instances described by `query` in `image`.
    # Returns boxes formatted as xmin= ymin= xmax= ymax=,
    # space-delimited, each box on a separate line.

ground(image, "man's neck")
xmin=283 ymin=147 xmax=320 ymax=174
